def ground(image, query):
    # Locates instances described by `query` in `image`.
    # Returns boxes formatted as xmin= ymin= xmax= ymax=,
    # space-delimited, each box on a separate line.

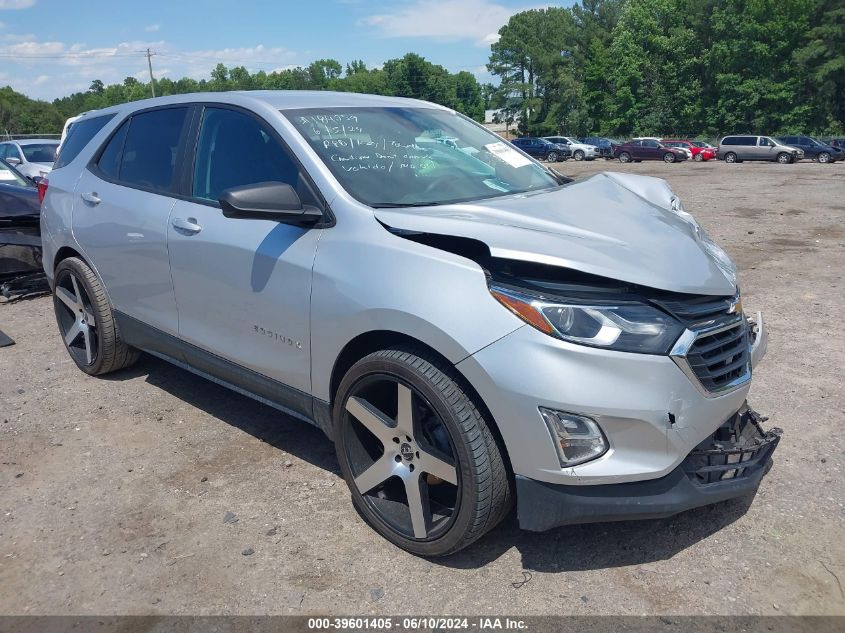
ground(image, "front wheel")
xmin=818 ymin=152 xmax=831 ymax=164
xmin=777 ymin=152 xmax=792 ymax=164
xmin=663 ymin=152 xmax=677 ymax=163
xmin=53 ymin=257 xmax=140 ymax=375
xmin=574 ymin=150 xmax=585 ymax=161
xmin=693 ymin=153 xmax=704 ymax=162
xmin=546 ymin=151 xmax=559 ymax=162
xmin=724 ymin=152 xmax=738 ymax=164
xmin=333 ymin=347 xmax=513 ymax=556
xmin=618 ymin=151 xmax=632 ymax=163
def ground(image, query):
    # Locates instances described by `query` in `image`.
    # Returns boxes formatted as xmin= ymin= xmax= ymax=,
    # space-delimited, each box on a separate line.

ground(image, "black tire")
xmin=693 ymin=153 xmax=704 ymax=162
xmin=724 ymin=152 xmax=738 ymax=164
xmin=818 ymin=152 xmax=831 ymax=164
xmin=776 ymin=152 xmax=791 ymax=164
xmin=574 ymin=150 xmax=585 ymax=161
xmin=663 ymin=152 xmax=677 ymax=163
xmin=619 ymin=151 xmax=632 ymax=163
xmin=53 ymin=257 xmax=140 ymax=376
xmin=546 ymin=151 xmax=559 ymax=162
xmin=333 ymin=347 xmax=513 ymax=556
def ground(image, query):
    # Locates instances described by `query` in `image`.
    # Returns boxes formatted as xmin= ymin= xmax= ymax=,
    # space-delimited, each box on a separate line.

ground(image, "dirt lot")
xmin=1 ymin=160 xmax=844 ymax=616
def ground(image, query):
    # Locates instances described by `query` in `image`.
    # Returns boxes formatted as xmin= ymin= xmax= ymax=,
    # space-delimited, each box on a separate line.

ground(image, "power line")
xmin=0 ymin=52 xmax=142 ymax=59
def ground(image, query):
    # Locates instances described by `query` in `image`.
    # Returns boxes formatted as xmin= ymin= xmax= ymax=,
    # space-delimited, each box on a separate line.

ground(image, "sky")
xmin=0 ymin=0 xmax=564 ymax=101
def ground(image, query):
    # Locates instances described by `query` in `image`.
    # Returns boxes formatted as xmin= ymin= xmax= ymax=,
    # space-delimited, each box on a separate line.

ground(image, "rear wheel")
xmin=53 ymin=257 xmax=139 ymax=375
xmin=724 ymin=152 xmax=738 ymax=164
xmin=333 ymin=347 xmax=512 ymax=556
xmin=776 ymin=152 xmax=792 ymax=164
xmin=818 ymin=152 xmax=831 ymax=164
xmin=619 ymin=151 xmax=632 ymax=163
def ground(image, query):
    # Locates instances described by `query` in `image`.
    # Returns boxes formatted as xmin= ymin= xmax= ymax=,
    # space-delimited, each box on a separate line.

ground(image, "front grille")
xmin=654 ymin=294 xmax=735 ymax=324
xmin=684 ymin=318 xmax=750 ymax=392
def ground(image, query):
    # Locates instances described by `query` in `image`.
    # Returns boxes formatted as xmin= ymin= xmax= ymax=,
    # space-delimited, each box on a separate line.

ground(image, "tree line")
xmin=489 ymin=0 xmax=844 ymax=137
xmin=2 ymin=0 xmax=842 ymax=138
xmin=1 ymin=54 xmax=491 ymax=135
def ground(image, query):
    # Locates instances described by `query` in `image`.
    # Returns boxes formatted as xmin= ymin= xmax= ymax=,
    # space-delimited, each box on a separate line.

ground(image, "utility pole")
xmin=146 ymin=48 xmax=156 ymax=98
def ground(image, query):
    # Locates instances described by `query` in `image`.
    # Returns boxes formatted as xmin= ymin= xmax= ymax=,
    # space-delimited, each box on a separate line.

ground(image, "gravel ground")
xmin=1 ymin=159 xmax=843 ymax=616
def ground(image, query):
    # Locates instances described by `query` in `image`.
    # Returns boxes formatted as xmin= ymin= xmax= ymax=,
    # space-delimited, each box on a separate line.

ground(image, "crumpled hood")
xmin=374 ymin=172 xmax=737 ymax=296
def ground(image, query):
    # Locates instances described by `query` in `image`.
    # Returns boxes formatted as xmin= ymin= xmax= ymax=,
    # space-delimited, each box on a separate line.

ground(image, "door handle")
xmin=171 ymin=217 xmax=202 ymax=235
xmin=80 ymin=192 xmax=101 ymax=205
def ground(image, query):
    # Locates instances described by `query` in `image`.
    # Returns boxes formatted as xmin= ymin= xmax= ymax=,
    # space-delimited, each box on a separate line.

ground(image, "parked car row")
xmin=510 ymin=133 xmax=843 ymax=166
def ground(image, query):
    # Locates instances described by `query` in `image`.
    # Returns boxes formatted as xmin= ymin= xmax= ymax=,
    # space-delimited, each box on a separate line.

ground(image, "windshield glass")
xmin=0 ymin=159 xmax=29 ymax=186
xmin=285 ymin=107 xmax=560 ymax=207
xmin=21 ymin=143 xmax=58 ymax=163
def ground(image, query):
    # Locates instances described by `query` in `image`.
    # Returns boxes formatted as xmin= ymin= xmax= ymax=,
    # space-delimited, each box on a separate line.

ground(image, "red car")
xmin=661 ymin=139 xmax=716 ymax=162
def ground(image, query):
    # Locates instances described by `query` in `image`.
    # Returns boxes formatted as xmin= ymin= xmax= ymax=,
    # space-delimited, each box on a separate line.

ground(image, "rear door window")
xmin=118 ymin=107 xmax=188 ymax=193
xmin=55 ymin=114 xmax=115 ymax=169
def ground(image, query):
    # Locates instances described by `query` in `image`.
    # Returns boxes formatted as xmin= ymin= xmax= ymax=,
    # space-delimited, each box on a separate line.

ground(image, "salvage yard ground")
xmin=1 ymin=160 xmax=844 ymax=616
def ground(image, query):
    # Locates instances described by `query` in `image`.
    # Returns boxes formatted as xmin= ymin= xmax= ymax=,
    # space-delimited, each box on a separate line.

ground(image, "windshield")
xmin=21 ymin=143 xmax=58 ymax=164
xmin=0 ymin=159 xmax=29 ymax=186
xmin=285 ymin=107 xmax=560 ymax=207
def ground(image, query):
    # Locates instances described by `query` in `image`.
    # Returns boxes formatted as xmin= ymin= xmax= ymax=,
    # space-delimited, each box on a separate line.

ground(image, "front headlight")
xmin=489 ymin=285 xmax=684 ymax=354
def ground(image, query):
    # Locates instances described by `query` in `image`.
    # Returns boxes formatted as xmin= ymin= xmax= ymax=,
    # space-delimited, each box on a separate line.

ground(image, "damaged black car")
xmin=0 ymin=157 xmax=47 ymax=299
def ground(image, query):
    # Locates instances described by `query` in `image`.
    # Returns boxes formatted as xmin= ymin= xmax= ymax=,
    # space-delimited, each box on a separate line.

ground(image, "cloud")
xmin=0 ymin=35 xmax=300 ymax=99
xmin=0 ymin=0 xmax=36 ymax=9
xmin=144 ymin=24 xmax=160 ymax=32
xmin=362 ymin=0 xmax=540 ymax=47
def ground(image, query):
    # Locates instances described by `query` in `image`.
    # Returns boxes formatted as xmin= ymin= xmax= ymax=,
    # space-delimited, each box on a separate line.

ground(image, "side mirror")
xmin=6 ymin=157 xmax=21 ymax=165
xmin=219 ymin=182 xmax=323 ymax=226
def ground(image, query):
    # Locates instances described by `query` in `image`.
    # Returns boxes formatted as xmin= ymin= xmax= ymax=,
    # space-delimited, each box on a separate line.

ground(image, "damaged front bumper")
xmin=517 ymin=404 xmax=781 ymax=531
xmin=0 ymin=221 xmax=48 ymax=299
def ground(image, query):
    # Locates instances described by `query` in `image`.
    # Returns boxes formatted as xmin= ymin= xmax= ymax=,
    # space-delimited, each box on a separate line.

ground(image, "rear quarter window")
xmin=54 ymin=114 xmax=115 ymax=169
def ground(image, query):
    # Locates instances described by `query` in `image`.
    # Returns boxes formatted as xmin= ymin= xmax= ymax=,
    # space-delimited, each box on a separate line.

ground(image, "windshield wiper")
xmin=371 ymin=201 xmax=445 ymax=208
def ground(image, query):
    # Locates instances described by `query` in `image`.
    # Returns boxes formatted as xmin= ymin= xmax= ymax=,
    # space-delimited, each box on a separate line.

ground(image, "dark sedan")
xmin=613 ymin=139 xmax=689 ymax=163
xmin=510 ymin=137 xmax=571 ymax=162
xmin=777 ymin=136 xmax=843 ymax=163
xmin=1 ymin=157 xmax=42 ymax=287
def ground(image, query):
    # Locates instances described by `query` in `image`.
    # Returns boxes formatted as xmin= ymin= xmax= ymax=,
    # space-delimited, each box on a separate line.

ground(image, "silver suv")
xmin=717 ymin=135 xmax=803 ymax=164
xmin=41 ymin=92 xmax=779 ymax=556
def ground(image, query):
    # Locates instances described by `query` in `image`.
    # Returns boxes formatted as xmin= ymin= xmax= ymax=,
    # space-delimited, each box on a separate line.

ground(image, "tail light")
xmin=37 ymin=178 xmax=48 ymax=205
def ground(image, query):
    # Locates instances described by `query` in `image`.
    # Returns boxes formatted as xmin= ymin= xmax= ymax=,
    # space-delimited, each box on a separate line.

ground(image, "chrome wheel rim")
xmin=620 ymin=152 xmax=631 ymax=162
xmin=54 ymin=271 xmax=98 ymax=366
xmin=342 ymin=375 xmax=460 ymax=540
xmin=726 ymin=153 xmax=736 ymax=163
xmin=819 ymin=153 xmax=829 ymax=163
xmin=778 ymin=153 xmax=790 ymax=163
xmin=664 ymin=153 xmax=675 ymax=163
xmin=694 ymin=153 xmax=703 ymax=161
xmin=574 ymin=151 xmax=584 ymax=161
xmin=547 ymin=152 xmax=558 ymax=162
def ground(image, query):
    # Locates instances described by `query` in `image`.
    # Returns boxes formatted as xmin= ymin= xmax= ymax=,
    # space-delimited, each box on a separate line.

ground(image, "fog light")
xmin=539 ymin=408 xmax=608 ymax=467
